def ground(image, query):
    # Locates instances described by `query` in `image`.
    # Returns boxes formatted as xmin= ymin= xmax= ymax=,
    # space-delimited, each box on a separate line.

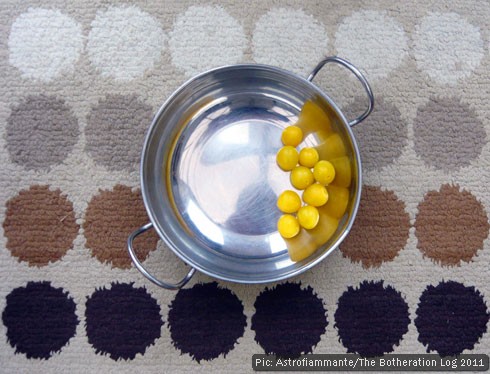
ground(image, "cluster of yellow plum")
xmin=276 ymin=126 xmax=336 ymax=235
xmin=275 ymin=100 xmax=352 ymax=262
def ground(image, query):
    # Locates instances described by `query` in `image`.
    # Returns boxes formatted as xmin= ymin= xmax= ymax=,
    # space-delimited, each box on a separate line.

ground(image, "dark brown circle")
xmin=340 ymin=185 xmax=410 ymax=267
xmin=83 ymin=184 xmax=158 ymax=269
xmin=6 ymin=95 xmax=80 ymax=170
xmin=415 ymin=184 xmax=489 ymax=266
xmin=3 ymin=185 xmax=79 ymax=266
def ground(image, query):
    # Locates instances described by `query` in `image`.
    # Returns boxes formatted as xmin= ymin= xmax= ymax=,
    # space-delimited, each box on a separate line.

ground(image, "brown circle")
xmin=83 ymin=184 xmax=158 ymax=269
xmin=3 ymin=185 xmax=79 ymax=266
xmin=340 ymin=185 xmax=410 ymax=267
xmin=415 ymin=184 xmax=489 ymax=266
xmin=6 ymin=95 xmax=80 ymax=170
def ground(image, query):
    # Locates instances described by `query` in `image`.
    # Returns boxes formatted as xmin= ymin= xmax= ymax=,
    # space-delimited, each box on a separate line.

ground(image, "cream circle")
xmin=335 ymin=10 xmax=408 ymax=80
xmin=87 ymin=6 xmax=166 ymax=81
xmin=253 ymin=8 xmax=328 ymax=75
xmin=413 ymin=12 xmax=484 ymax=85
xmin=8 ymin=8 xmax=83 ymax=81
xmin=169 ymin=5 xmax=246 ymax=77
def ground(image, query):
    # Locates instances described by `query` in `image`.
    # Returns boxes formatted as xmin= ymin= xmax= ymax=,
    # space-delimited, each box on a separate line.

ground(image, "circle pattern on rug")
xmin=252 ymin=7 xmax=328 ymax=75
xmin=85 ymin=94 xmax=154 ymax=172
xmin=83 ymin=184 xmax=158 ymax=269
xmin=251 ymin=282 xmax=327 ymax=356
xmin=340 ymin=186 xmax=410 ymax=267
xmin=413 ymin=97 xmax=486 ymax=172
xmin=3 ymin=185 xmax=79 ymax=267
xmin=85 ymin=282 xmax=163 ymax=360
xmin=6 ymin=95 xmax=80 ymax=170
xmin=335 ymin=10 xmax=408 ymax=80
xmin=169 ymin=5 xmax=246 ymax=77
xmin=87 ymin=6 xmax=165 ymax=81
xmin=413 ymin=12 xmax=484 ymax=85
xmin=347 ymin=96 xmax=408 ymax=171
xmin=2 ymin=281 xmax=78 ymax=359
xmin=415 ymin=281 xmax=489 ymax=356
xmin=415 ymin=184 xmax=489 ymax=266
xmin=8 ymin=8 xmax=83 ymax=81
xmin=0 ymin=3 xmax=489 ymax=366
xmin=334 ymin=280 xmax=410 ymax=357
xmin=167 ymin=282 xmax=246 ymax=362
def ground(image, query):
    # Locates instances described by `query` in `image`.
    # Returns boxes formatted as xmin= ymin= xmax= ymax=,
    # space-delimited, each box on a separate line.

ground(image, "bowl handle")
xmin=127 ymin=222 xmax=196 ymax=290
xmin=307 ymin=56 xmax=374 ymax=127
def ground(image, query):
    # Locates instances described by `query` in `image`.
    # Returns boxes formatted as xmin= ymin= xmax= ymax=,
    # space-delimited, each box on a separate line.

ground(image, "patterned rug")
xmin=0 ymin=0 xmax=489 ymax=372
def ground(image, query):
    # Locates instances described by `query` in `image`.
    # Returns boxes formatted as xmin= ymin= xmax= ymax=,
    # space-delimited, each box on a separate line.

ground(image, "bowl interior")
xmin=141 ymin=65 xmax=361 ymax=283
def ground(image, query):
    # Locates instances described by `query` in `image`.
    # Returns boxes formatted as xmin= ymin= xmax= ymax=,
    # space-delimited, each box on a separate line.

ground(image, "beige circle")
xmin=8 ymin=8 xmax=83 ymax=81
xmin=253 ymin=7 xmax=328 ymax=75
xmin=335 ymin=10 xmax=408 ymax=80
xmin=169 ymin=5 xmax=246 ymax=77
xmin=87 ymin=6 xmax=166 ymax=81
xmin=413 ymin=12 xmax=484 ymax=85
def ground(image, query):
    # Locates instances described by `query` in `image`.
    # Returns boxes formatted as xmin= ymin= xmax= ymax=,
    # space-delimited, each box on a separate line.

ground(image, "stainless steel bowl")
xmin=128 ymin=57 xmax=374 ymax=289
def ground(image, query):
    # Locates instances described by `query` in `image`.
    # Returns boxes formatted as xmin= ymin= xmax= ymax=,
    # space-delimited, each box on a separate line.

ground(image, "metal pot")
xmin=128 ymin=57 xmax=374 ymax=289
